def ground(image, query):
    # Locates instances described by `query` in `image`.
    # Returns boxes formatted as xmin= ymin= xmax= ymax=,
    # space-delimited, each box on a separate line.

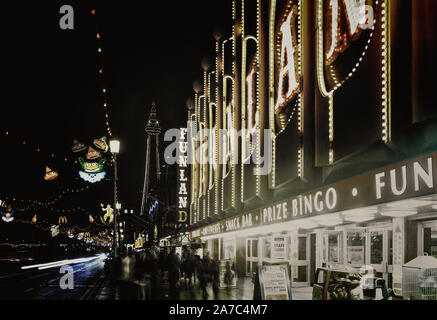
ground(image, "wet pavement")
xmin=94 ymin=273 xmax=313 ymax=301
xmin=0 ymin=254 xmax=106 ymax=300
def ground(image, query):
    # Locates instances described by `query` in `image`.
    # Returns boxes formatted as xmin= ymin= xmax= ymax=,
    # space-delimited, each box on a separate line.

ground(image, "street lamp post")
xmin=117 ymin=202 xmax=122 ymax=255
xmin=110 ymin=140 xmax=120 ymax=258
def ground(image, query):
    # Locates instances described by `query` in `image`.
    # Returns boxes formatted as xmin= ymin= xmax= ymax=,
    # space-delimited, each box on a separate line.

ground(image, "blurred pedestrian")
xmin=198 ymin=251 xmax=212 ymax=299
xmin=148 ymin=248 xmax=160 ymax=300
xmin=168 ymin=248 xmax=181 ymax=300
xmin=181 ymin=250 xmax=195 ymax=290
xmin=211 ymin=258 xmax=220 ymax=295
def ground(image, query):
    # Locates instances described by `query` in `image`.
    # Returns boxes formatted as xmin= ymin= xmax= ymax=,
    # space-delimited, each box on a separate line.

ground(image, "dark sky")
xmin=0 ymin=1 xmax=230 ymax=217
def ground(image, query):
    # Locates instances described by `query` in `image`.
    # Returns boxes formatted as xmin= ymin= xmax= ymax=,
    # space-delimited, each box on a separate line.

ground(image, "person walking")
xmin=211 ymin=258 xmax=220 ymax=297
xmin=167 ymin=248 xmax=181 ymax=300
xmin=148 ymin=248 xmax=160 ymax=300
xmin=198 ymin=251 xmax=212 ymax=299
xmin=182 ymin=250 xmax=195 ymax=290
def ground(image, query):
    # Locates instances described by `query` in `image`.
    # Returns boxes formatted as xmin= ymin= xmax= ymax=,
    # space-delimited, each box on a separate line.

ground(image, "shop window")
xmin=423 ymin=226 xmax=437 ymax=258
xmin=346 ymin=232 xmax=366 ymax=266
xmin=296 ymin=266 xmax=308 ymax=283
xmin=328 ymin=234 xmax=340 ymax=263
xmin=370 ymin=231 xmax=384 ymax=265
xmin=252 ymin=240 xmax=258 ymax=258
xmin=388 ymin=230 xmax=393 ymax=266
xmin=223 ymin=239 xmax=235 ymax=260
xmin=251 ymin=262 xmax=258 ymax=275
xmin=264 ymin=239 xmax=271 ymax=259
xmin=298 ymin=237 xmax=307 ymax=261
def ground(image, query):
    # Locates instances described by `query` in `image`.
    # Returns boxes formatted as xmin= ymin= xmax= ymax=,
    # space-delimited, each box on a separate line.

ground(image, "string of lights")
xmin=1 ymin=130 xmax=73 ymax=164
xmin=11 ymin=218 xmax=110 ymax=243
xmin=10 ymin=185 xmax=91 ymax=211
xmin=91 ymin=9 xmax=113 ymax=139
xmin=11 ymin=205 xmax=112 ymax=229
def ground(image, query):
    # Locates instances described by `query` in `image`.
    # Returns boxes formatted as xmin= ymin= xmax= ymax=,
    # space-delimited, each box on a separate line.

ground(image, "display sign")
xmin=219 ymin=259 xmax=237 ymax=289
xmin=257 ymin=264 xmax=292 ymax=300
xmin=271 ymin=236 xmax=287 ymax=260
xmin=392 ymin=218 xmax=405 ymax=296
xmin=177 ymin=128 xmax=190 ymax=225
xmin=191 ymin=152 xmax=437 ymax=238
xmin=223 ymin=238 xmax=236 ymax=260
xmin=274 ymin=2 xmax=301 ymax=116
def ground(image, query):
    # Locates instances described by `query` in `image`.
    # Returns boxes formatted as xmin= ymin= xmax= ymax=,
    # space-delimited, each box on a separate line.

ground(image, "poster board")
xmin=218 ymin=259 xmax=238 ymax=289
xmin=254 ymin=263 xmax=292 ymax=300
xmin=271 ymin=236 xmax=286 ymax=260
xmin=392 ymin=218 xmax=405 ymax=296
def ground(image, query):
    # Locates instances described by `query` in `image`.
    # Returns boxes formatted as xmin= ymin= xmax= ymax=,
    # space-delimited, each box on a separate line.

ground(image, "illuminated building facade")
xmin=186 ymin=0 xmax=437 ymax=296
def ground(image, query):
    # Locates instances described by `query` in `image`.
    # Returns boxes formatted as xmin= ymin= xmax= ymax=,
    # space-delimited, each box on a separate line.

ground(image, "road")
xmin=0 ymin=254 xmax=107 ymax=300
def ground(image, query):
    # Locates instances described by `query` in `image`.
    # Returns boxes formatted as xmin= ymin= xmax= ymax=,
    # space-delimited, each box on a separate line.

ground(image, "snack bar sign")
xmin=191 ymin=152 xmax=437 ymax=239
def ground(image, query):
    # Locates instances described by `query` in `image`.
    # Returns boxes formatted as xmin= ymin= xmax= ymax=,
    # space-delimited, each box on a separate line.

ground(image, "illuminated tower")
xmin=140 ymin=102 xmax=162 ymax=220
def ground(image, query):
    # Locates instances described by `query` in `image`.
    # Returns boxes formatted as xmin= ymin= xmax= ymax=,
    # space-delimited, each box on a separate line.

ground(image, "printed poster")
xmin=271 ymin=236 xmax=286 ymax=260
xmin=258 ymin=264 xmax=292 ymax=300
xmin=219 ymin=259 xmax=237 ymax=289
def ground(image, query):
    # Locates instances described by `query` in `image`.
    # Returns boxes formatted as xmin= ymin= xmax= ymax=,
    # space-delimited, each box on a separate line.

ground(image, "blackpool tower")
xmin=140 ymin=102 xmax=162 ymax=222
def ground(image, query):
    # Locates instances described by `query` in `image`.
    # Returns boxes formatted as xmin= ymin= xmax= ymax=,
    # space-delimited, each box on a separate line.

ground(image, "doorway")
xmin=246 ymin=238 xmax=259 ymax=277
xmin=366 ymin=227 xmax=393 ymax=284
xmin=418 ymin=221 xmax=437 ymax=258
xmin=292 ymin=235 xmax=310 ymax=287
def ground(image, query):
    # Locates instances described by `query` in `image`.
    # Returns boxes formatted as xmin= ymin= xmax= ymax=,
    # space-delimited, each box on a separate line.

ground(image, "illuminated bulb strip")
xmin=220 ymin=41 xmax=227 ymax=214
xmin=204 ymin=71 xmax=208 ymax=126
xmin=329 ymin=93 xmax=334 ymax=164
xmin=215 ymin=40 xmax=220 ymax=215
xmin=269 ymin=0 xmax=304 ymax=183
xmin=241 ymin=0 xmax=246 ymax=203
xmin=255 ymin=0 xmax=261 ymax=196
xmin=317 ymin=0 xmax=377 ymax=97
xmin=191 ymin=95 xmax=199 ymax=223
xmin=317 ymin=0 xmax=378 ymax=164
xmin=203 ymin=71 xmax=208 ymax=218
xmin=381 ymin=0 xmax=391 ymax=143
xmin=231 ymin=1 xmax=237 ymax=209
xmin=269 ymin=0 xmax=277 ymax=188
xmin=297 ymin=0 xmax=303 ymax=178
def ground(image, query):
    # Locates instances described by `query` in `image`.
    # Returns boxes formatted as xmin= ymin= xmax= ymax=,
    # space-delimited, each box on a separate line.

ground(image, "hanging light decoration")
xmin=74 ymin=138 xmax=109 ymax=184
xmin=1 ymin=200 xmax=14 ymax=222
xmin=44 ymin=166 xmax=59 ymax=181
xmin=67 ymin=229 xmax=75 ymax=239
xmin=58 ymin=216 xmax=68 ymax=225
xmin=50 ymin=225 xmax=59 ymax=237
xmin=100 ymin=204 xmax=114 ymax=224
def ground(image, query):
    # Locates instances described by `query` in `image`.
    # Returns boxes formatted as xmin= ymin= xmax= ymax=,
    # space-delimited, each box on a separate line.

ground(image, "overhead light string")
xmin=91 ymin=9 xmax=114 ymax=139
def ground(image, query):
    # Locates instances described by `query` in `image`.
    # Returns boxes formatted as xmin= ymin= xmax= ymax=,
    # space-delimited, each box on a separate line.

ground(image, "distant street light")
xmin=110 ymin=140 xmax=120 ymax=154
xmin=110 ymin=139 xmax=120 ymax=258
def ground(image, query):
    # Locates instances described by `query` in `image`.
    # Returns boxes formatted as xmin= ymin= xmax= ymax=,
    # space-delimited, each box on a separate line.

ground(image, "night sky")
xmin=0 ymin=1 xmax=230 ymax=217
